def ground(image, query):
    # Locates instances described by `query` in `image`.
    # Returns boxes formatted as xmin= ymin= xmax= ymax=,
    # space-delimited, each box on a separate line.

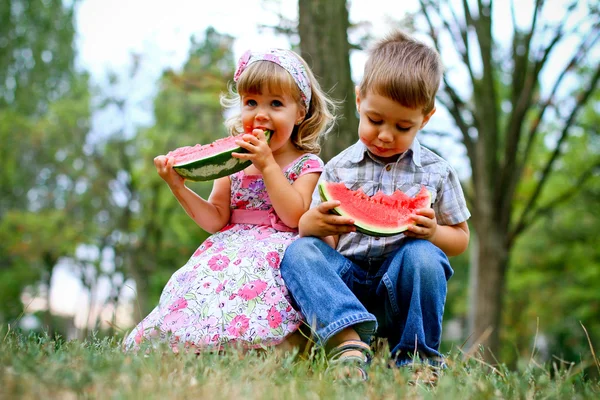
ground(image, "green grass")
xmin=1 ymin=328 xmax=599 ymax=399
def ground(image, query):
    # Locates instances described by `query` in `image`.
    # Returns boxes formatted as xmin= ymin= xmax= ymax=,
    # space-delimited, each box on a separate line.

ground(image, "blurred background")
xmin=1 ymin=0 xmax=599 ymax=371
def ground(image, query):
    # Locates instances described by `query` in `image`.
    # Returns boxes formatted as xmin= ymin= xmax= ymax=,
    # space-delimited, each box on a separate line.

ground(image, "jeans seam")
xmin=382 ymin=274 xmax=400 ymax=316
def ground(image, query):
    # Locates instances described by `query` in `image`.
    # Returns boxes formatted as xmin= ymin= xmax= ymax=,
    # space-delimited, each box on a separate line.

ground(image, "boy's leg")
xmin=376 ymin=239 xmax=453 ymax=366
xmin=280 ymin=237 xmax=377 ymax=346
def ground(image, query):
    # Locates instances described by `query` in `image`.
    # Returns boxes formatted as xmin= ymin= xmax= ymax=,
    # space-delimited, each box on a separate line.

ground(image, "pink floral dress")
xmin=124 ymin=154 xmax=323 ymax=352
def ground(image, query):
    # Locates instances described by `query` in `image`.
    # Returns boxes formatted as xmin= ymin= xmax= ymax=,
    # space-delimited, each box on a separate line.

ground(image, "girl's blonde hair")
xmin=221 ymin=51 xmax=336 ymax=154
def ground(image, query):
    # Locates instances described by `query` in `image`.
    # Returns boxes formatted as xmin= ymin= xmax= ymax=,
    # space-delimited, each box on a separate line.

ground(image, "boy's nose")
xmin=378 ymin=129 xmax=394 ymax=143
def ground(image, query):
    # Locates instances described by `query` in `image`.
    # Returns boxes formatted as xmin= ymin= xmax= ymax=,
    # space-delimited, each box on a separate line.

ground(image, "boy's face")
xmin=355 ymin=87 xmax=435 ymax=160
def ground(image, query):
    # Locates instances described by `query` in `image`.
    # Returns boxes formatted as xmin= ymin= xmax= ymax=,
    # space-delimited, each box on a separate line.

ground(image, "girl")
xmin=124 ymin=48 xmax=336 ymax=352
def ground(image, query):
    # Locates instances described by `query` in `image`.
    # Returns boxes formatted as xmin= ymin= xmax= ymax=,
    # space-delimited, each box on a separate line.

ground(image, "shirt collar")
xmin=349 ymin=138 xmax=422 ymax=167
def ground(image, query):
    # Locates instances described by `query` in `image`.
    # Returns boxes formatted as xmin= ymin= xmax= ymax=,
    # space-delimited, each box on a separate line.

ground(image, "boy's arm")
xmin=405 ymin=208 xmax=470 ymax=257
xmin=298 ymin=201 xmax=355 ymax=248
xmin=430 ymin=221 xmax=469 ymax=257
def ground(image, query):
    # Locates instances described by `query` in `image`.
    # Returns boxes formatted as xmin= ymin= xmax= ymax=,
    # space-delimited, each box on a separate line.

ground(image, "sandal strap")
xmin=327 ymin=340 xmax=372 ymax=381
xmin=328 ymin=340 xmax=372 ymax=362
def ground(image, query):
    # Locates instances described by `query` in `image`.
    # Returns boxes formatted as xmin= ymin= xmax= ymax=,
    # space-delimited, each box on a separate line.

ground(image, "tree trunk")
xmin=298 ymin=0 xmax=358 ymax=161
xmin=42 ymin=252 xmax=56 ymax=337
xmin=468 ymin=209 xmax=509 ymax=361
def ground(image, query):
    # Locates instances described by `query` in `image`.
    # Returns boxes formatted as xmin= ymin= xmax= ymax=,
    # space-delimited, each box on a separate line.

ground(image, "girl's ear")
xmin=296 ymin=105 xmax=307 ymax=125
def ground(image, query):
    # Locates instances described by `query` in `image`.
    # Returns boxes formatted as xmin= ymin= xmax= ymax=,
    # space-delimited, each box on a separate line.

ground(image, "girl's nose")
xmin=255 ymin=108 xmax=269 ymax=121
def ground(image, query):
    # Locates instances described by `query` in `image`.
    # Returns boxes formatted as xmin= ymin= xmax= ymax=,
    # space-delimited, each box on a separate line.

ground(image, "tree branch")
xmin=471 ymin=0 xmax=500 ymax=194
xmin=519 ymin=27 xmax=599 ymax=178
xmin=497 ymin=0 xmax=546 ymax=225
xmin=417 ymin=0 xmax=476 ymax=162
xmin=511 ymin=64 xmax=600 ymax=240
xmin=436 ymin=0 xmax=476 ymax=83
xmin=509 ymin=160 xmax=600 ymax=244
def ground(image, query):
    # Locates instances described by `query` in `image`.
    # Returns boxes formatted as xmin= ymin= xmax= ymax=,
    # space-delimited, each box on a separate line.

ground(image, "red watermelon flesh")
xmin=166 ymin=131 xmax=271 ymax=182
xmin=167 ymin=136 xmax=240 ymax=164
xmin=318 ymin=181 xmax=431 ymax=237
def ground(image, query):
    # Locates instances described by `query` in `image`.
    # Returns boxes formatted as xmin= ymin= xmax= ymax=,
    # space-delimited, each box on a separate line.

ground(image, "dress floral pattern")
xmin=124 ymin=154 xmax=323 ymax=352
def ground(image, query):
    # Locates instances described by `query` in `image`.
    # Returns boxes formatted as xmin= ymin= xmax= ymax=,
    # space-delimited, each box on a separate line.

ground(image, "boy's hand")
xmin=298 ymin=201 xmax=357 ymax=237
xmin=154 ymin=155 xmax=185 ymax=188
xmin=232 ymin=129 xmax=276 ymax=172
xmin=405 ymin=207 xmax=437 ymax=241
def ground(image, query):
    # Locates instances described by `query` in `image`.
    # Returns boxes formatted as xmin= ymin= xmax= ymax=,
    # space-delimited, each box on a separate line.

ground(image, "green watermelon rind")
xmin=173 ymin=131 xmax=272 ymax=182
xmin=318 ymin=181 xmax=432 ymax=237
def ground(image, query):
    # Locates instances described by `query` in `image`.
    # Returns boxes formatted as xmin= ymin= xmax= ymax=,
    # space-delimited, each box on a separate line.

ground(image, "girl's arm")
xmin=231 ymin=130 xmax=318 ymax=228
xmin=262 ymin=164 xmax=320 ymax=228
xmin=155 ymin=155 xmax=231 ymax=233
xmin=169 ymin=177 xmax=232 ymax=234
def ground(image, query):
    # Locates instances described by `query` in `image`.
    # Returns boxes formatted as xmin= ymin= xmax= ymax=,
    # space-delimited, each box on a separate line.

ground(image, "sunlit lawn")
xmin=1 ymin=327 xmax=599 ymax=399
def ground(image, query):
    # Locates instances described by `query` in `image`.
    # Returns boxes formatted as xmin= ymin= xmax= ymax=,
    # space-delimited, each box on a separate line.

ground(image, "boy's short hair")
xmin=359 ymin=30 xmax=443 ymax=114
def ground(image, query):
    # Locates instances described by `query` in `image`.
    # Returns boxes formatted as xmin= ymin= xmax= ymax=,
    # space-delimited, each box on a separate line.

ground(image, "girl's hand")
xmin=299 ymin=201 xmax=357 ymax=237
xmin=154 ymin=155 xmax=185 ymax=188
xmin=232 ymin=129 xmax=277 ymax=172
xmin=405 ymin=207 xmax=437 ymax=241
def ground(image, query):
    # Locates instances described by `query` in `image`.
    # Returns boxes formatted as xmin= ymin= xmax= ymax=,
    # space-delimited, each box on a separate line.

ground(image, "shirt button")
xmin=385 ymin=165 xmax=392 ymax=171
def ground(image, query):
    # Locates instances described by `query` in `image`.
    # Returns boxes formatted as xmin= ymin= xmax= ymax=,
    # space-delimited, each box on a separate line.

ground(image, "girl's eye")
xmin=368 ymin=117 xmax=382 ymax=125
xmin=245 ymin=99 xmax=257 ymax=107
xmin=271 ymin=100 xmax=283 ymax=107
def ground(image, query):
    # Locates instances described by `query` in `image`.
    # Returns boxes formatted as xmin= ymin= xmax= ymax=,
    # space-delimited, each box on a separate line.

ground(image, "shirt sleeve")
xmin=435 ymin=165 xmax=471 ymax=226
xmin=310 ymin=161 xmax=338 ymax=208
xmin=297 ymin=154 xmax=324 ymax=177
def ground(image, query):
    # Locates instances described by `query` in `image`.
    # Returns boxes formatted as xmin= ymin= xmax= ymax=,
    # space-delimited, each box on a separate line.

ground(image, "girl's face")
xmin=240 ymin=86 xmax=306 ymax=155
xmin=356 ymin=87 xmax=435 ymax=161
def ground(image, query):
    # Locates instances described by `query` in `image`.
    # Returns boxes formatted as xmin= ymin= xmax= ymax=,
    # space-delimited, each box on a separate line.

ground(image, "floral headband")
xmin=233 ymin=49 xmax=312 ymax=110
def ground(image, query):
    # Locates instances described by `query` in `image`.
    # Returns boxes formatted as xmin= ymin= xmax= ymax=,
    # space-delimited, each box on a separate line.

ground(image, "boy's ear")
xmin=420 ymin=107 xmax=436 ymax=128
xmin=355 ymin=86 xmax=361 ymax=112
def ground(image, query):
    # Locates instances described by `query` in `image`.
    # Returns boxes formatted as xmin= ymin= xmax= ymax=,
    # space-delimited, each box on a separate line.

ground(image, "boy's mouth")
xmin=373 ymin=145 xmax=389 ymax=154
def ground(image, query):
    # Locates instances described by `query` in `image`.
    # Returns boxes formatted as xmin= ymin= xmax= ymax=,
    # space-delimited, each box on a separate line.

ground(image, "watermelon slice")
xmin=168 ymin=131 xmax=272 ymax=181
xmin=318 ymin=181 xmax=432 ymax=237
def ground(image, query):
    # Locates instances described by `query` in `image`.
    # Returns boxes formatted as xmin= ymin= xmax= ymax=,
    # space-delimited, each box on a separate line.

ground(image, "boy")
xmin=280 ymin=30 xmax=470 ymax=380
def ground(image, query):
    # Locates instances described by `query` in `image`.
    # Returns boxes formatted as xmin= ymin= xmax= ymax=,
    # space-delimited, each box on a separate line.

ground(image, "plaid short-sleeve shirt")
xmin=312 ymin=138 xmax=471 ymax=261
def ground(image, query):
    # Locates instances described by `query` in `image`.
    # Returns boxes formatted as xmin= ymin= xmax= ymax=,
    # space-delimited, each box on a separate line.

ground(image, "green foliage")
xmin=1 ymin=330 xmax=598 ymax=399
xmin=123 ymin=27 xmax=236 ymax=309
xmin=501 ymin=85 xmax=600 ymax=369
xmin=0 ymin=0 xmax=78 ymax=116
xmin=0 ymin=0 xmax=91 ymax=326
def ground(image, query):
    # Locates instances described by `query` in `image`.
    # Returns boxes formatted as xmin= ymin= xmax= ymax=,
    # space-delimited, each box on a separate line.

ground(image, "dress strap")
xmin=230 ymin=209 xmax=297 ymax=232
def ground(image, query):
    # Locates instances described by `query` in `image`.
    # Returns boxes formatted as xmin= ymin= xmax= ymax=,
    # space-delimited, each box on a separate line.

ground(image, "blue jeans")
xmin=280 ymin=237 xmax=453 ymax=362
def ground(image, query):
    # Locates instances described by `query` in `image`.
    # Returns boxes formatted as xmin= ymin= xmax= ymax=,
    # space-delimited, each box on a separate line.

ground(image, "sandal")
xmin=327 ymin=340 xmax=372 ymax=382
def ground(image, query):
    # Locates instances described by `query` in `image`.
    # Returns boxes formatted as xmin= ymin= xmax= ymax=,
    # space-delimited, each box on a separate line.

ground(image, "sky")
xmin=40 ymin=0 xmax=587 ymax=333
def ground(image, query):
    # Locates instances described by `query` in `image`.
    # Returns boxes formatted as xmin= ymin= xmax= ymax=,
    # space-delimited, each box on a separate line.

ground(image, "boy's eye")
xmin=396 ymin=125 xmax=412 ymax=132
xmin=368 ymin=117 xmax=382 ymax=125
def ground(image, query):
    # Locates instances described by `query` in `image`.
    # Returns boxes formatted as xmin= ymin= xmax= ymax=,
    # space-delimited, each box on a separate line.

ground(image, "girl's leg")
xmin=376 ymin=239 xmax=453 ymax=365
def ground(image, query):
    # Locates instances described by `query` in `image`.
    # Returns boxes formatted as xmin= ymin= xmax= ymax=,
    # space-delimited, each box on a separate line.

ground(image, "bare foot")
xmin=275 ymin=331 xmax=312 ymax=357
